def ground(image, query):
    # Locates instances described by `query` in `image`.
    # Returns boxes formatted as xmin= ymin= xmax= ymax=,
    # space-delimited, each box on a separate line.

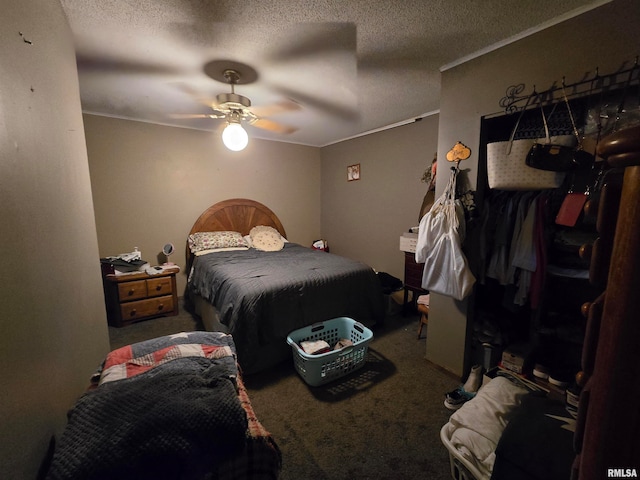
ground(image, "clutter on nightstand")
xmin=100 ymin=248 xmax=149 ymax=274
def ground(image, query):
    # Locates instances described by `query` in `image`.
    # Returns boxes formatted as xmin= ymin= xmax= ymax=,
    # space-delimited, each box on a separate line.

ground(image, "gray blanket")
xmin=188 ymin=243 xmax=384 ymax=372
xmin=46 ymin=357 xmax=248 ymax=480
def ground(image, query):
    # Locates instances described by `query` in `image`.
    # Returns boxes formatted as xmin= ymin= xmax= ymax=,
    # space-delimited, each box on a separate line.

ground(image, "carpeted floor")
xmin=108 ymin=300 xmax=459 ymax=480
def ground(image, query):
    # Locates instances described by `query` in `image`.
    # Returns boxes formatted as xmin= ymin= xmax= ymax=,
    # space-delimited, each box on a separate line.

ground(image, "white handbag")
xmin=487 ymin=94 xmax=566 ymax=190
xmin=415 ymin=169 xmax=475 ymax=301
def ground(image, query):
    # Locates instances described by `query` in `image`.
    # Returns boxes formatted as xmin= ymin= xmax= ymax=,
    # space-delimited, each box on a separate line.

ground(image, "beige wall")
xmin=4 ymin=4 xmax=637 ymax=475
xmin=0 ymin=1 xmax=110 ymax=477
xmin=84 ymin=115 xmax=322 ymax=295
xmin=429 ymin=0 xmax=640 ymax=376
xmin=320 ymin=116 xmax=439 ymax=279
xmin=86 ymin=113 xmax=437 ymax=299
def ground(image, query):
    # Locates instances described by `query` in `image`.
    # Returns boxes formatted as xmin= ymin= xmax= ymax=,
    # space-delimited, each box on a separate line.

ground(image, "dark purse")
xmin=526 ymin=84 xmax=594 ymax=172
xmin=527 ymin=142 xmax=577 ymax=171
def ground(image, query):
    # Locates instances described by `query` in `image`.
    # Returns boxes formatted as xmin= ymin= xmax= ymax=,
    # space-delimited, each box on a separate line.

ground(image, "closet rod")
xmin=499 ymin=56 xmax=639 ymax=114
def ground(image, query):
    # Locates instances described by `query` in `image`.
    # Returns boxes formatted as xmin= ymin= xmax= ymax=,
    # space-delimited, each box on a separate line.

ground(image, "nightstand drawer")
xmin=147 ymin=276 xmax=173 ymax=297
xmin=117 ymin=280 xmax=147 ymax=301
xmin=120 ymin=295 xmax=175 ymax=321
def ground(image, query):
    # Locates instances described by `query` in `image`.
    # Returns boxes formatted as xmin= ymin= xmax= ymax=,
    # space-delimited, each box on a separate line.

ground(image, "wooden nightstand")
xmin=403 ymin=252 xmax=427 ymax=314
xmin=103 ymin=266 xmax=180 ymax=327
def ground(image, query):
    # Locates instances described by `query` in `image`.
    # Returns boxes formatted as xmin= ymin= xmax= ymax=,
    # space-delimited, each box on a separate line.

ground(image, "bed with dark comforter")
xmin=185 ymin=199 xmax=385 ymax=374
xmin=46 ymin=332 xmax=281 ymax=480
xmin=189 ymin=242 xmax=384 ymax=373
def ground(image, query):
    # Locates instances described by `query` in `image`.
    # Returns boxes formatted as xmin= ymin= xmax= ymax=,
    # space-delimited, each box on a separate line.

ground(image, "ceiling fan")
xmin=172 ymin=61 xmax=300 ymax=151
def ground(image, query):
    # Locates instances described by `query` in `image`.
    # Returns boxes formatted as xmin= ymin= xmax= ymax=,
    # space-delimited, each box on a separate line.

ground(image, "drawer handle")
xmin=157 ymin=304 xmax=164 ymax=311
xmin=155 ymin=285 xmax=162 ymax=291
xmin=129 ymin=309 xmax=136 ymax=316
xmin=128 ymin=289 xmax=136 ymax=296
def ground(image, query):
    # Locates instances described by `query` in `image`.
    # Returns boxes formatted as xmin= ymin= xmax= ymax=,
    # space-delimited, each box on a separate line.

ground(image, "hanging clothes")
xmin=506 ymin=191 xmax=537 ymax=284
xmin=511 ymin=198 xmax=537 ymax=306
xmin=483 ymin=190 xmax=553 ymax=309
xmin=486 ymin=194 xmax=519 ymax=285
xmin=529 ymin=193 xmax=550 ymax=309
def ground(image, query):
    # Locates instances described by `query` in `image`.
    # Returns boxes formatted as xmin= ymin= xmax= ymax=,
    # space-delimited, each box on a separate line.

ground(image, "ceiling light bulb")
xmin=222 ymin=122 xmax=248 ymax=151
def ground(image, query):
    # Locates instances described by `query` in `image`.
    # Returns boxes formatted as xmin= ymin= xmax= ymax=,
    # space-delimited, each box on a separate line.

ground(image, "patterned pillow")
xmin=250 ymin=225 xmax=276 ymax=236
xmin=251 ymin=229 xmax=285 ymax=252
xmin=188 ymin=231 xmax=248 ymax=253
xmin=245 ymin=228 xmax=287 ymax=249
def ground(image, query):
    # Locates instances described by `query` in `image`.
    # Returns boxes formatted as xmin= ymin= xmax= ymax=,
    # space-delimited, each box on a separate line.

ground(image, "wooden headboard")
xmin=186 ymin=198 xmax=287 ymax=268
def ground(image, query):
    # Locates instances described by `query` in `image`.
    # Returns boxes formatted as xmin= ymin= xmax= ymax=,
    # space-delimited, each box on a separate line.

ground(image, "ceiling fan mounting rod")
xmin=215 ymin=68 xmax=251 ymax=110
xmin=223 ymin=69 xmax=240 ymax=94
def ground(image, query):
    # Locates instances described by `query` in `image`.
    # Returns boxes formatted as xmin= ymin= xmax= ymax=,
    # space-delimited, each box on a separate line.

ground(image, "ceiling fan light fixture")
xmin=222 ymin=120 xmax=249 ymax=151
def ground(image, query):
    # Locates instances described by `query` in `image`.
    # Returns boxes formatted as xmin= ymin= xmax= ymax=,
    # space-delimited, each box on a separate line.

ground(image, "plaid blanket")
xmin=99 ymin=342 xmax=234 ymax=385
xmin=91 ymin=331 xmax=239 ymax=387
xmin=46 ymin=332 xmax=281 ymax=480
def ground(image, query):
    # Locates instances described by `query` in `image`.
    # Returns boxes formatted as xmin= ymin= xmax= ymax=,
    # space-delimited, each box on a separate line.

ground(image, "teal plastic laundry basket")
xmin=286 ymin=317 xmax=373 ymax=386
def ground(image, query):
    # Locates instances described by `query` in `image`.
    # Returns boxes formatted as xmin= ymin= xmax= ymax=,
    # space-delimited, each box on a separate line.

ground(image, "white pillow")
xmin=248 ymin=225 xmax=287 ymax=251
xmin=249 ymin=225 xmax=281 ymax=237
xmin=252 ymin=230 xmax=284 ymax=252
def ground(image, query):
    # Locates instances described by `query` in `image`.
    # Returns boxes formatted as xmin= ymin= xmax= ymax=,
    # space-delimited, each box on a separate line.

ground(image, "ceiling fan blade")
xmin=250 ymin=118 xmax=298 ymax=135
xmin=168 ymin=113 xmax=225 ymax=119
xmin=250 ymin=100 xmax=301 ymax=117
xmin=358 ymin=50 xmax=429 ymax=72
xmin=272 ymin=85 xmax=359 ymax=121
xmin=76 ymin=53 xmax=178 ymax=75
xmin=267 ymin=23 xmax=356 ymax=62
xmin=172 ymin=83 xmax=220 ymax=109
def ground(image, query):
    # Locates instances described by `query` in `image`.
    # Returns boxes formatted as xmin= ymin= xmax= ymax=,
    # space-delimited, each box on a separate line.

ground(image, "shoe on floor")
xmin=444 ymin=386 xmax=476 ymax=410
xmin=463 ymin=364 xmax=483 ymax=393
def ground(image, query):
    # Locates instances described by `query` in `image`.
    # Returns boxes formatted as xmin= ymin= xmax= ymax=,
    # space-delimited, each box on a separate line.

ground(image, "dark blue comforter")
xmin=188 ymin=243 xmax=384 ymax=372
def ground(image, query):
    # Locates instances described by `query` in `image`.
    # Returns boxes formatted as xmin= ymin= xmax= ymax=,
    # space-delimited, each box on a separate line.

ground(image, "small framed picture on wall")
xmin=347 ymin=163 xmax=360 ymax=181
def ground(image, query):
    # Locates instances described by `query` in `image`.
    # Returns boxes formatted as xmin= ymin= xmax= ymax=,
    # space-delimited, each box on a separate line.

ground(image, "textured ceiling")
xmin=60 ymin=0 xmax=609 ymax=147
